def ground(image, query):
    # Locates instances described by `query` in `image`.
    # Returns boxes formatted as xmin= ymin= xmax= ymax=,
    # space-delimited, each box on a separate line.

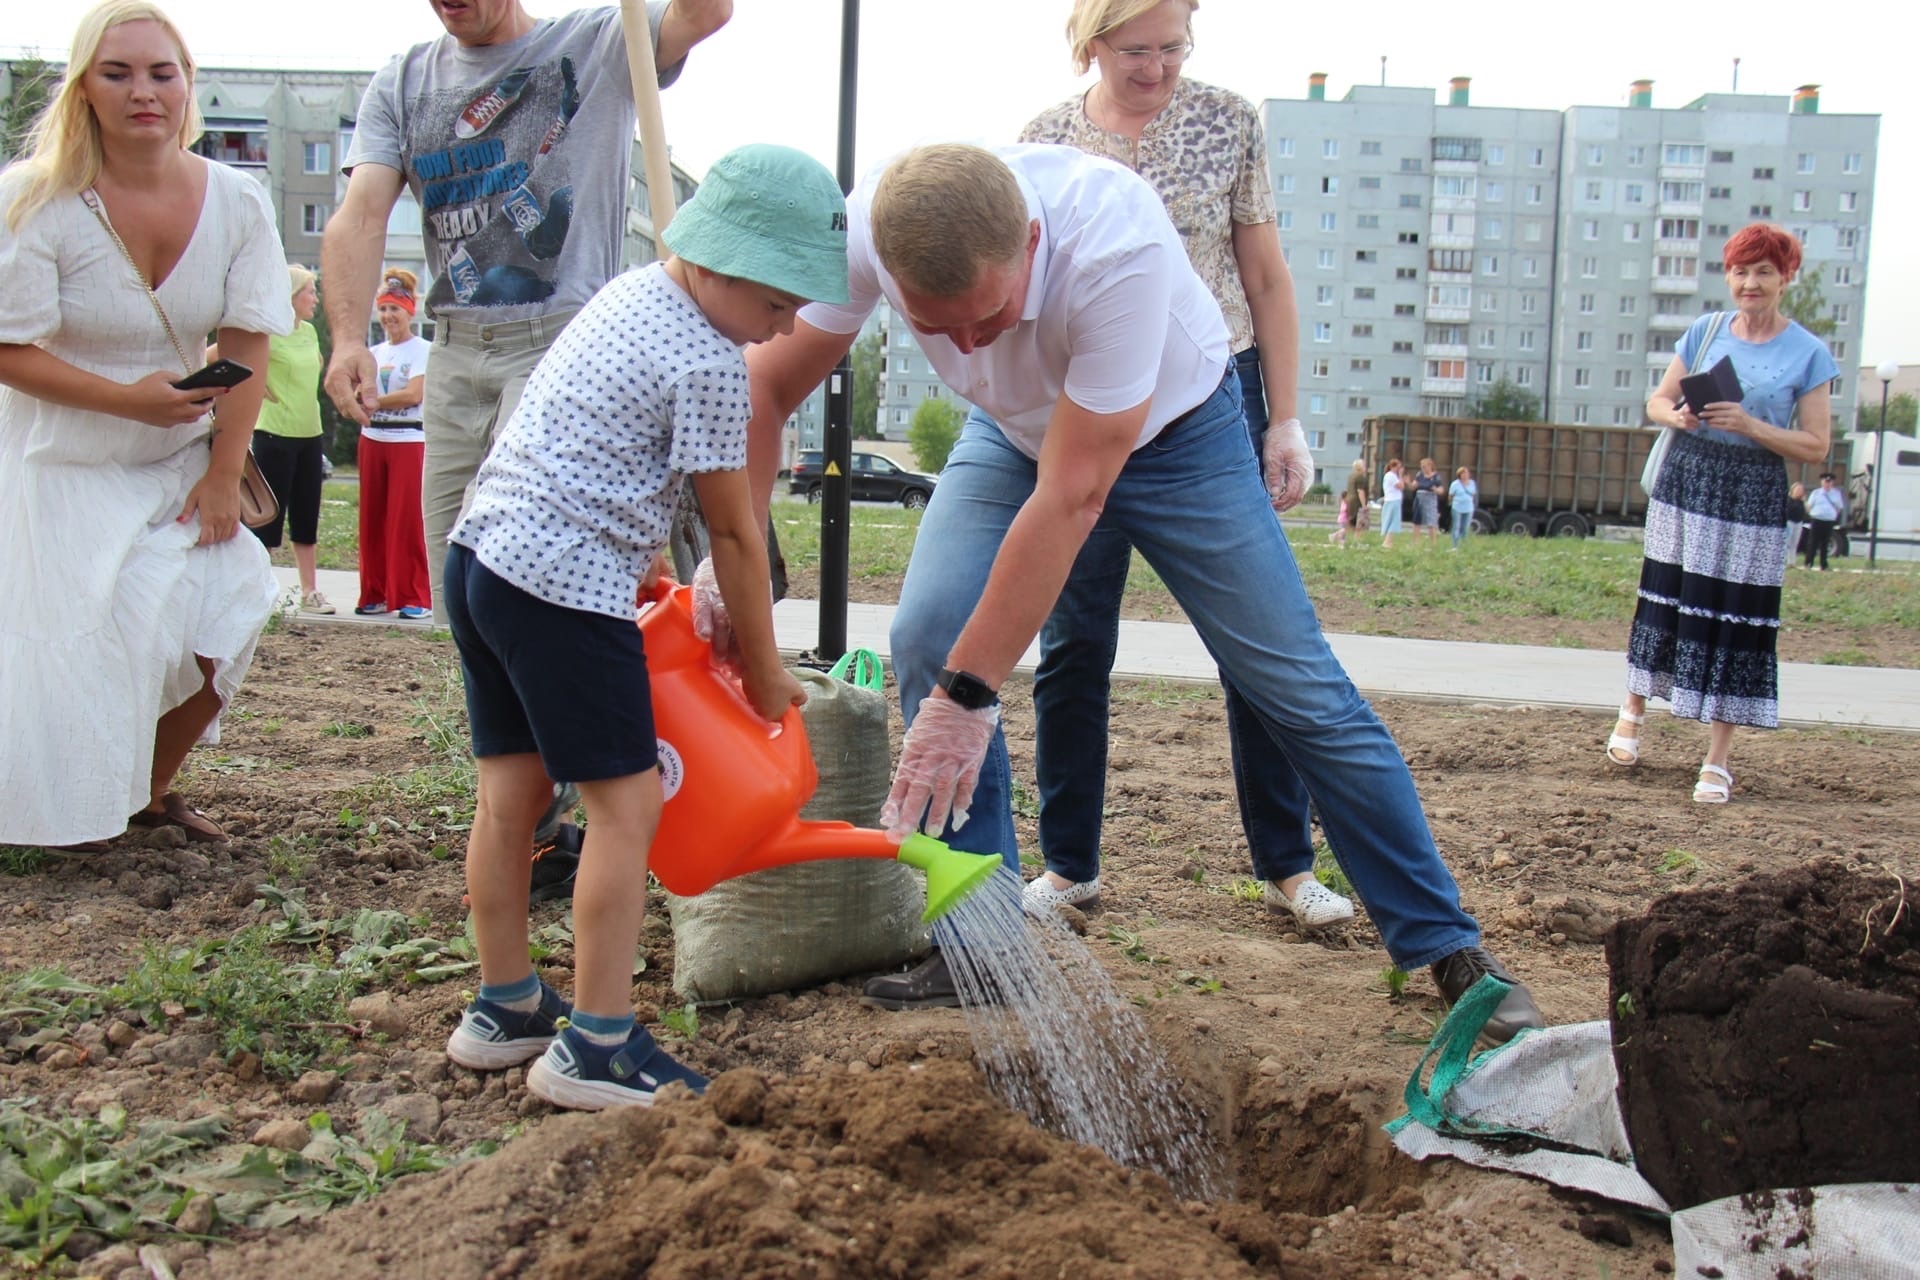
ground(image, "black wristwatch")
xmin=935 ymin=667 xmax=999 ymax=710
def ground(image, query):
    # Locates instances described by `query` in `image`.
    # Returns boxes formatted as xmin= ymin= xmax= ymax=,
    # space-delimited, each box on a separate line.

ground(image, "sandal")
xmin=1606 ymin=704 xmax=1646 ymax=767
xmin=129 ymin=792 xmax=229 ymax=843
xmin=1693 ymin=763 xmax=1733 ymax=804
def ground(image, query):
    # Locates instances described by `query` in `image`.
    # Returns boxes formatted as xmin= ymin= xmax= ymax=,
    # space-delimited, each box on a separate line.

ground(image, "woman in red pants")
xmin=355 ymin=268 xmax=432 ymax=619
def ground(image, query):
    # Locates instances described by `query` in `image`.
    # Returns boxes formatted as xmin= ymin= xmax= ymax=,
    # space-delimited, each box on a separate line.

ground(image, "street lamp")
xmin=1872 ymin=360 xmax=1899 ymax=567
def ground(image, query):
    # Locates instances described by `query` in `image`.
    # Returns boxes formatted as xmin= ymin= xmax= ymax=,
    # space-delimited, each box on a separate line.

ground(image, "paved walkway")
xmin=277 ymin=566 xmax=1920 ymax=732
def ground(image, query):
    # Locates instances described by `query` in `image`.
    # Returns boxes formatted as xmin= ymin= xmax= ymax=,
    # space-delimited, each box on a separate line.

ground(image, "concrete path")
xmin=276 ymin=565 xmax=1920 ymax=732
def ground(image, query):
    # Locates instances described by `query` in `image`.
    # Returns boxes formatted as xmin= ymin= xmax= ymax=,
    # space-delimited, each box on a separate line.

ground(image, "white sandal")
xmin=1606 ymin=705 xmax=1646 ymax=767
xmin=1693 ymin=763 xmax=1733 ymax=804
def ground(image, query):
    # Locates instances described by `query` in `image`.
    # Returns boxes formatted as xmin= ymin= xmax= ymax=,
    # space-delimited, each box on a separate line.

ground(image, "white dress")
xmin=0 ymin=161 xmax=292 ymax=845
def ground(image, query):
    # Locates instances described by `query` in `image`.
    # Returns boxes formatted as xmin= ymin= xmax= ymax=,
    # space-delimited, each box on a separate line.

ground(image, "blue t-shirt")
xmin=1676 ymin=313 xmax=1838 ymax=449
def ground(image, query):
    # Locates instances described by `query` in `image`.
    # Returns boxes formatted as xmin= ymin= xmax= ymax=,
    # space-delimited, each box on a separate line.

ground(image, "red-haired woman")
xmin=1606 ymin=225 xmax=1836 ymax=802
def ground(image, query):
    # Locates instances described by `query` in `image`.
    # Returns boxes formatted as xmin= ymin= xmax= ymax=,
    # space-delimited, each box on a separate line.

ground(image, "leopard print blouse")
xmin=1021 ymin=78 xmax=1277 ymax=354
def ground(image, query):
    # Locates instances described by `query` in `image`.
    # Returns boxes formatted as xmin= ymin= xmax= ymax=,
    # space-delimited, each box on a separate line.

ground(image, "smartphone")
xmin=171 ymin=359 xmax=253 ymax=393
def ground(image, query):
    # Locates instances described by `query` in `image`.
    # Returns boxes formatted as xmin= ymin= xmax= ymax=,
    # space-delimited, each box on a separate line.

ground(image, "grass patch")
xmin=1312 ymin=843 xmax=1353 ymax=898
xmin=1816 ymin=648 xmax=1876 ymax=666
xmin=320 ymin=721 xmax=374 ymax=739
xmin=1658 ymin=849 xmax=1702 ymax=877
xmin=774 ymin=502 xmax=925 ymax=581
xmin=1111 ymin=678 xmax=1216 ymax=707
xmin=0 ymin=845 xmax=51 ymax=877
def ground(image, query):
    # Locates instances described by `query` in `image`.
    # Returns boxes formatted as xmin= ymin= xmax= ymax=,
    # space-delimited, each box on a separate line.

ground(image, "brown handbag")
xmin=80 ymin=188 xmax=280 ymax=530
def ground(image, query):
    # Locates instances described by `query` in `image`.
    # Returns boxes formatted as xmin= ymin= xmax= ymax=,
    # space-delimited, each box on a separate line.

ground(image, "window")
xmin=1427 ymin=324 xmax=1466 ymax=344
xmin=1515 ymin=366 xmax=1533 ymax=387
xmin=1620 ymin=260 xmax=1639 ymax=280
xmin=1274 ymin=137 xmax=1295 ymax=158
xmin=1614 ymin=369 xmax=1635 ymax=389
xmin=1429 ymin=285 xmax=1471 ymax=308
xmin=1310 ymin=357 xmax=1329 ymax=377
xmin=1660 ymin=181 xmax=1704 ymax=203
xmin=1578 ymin=293 xmax=1595 ymax=314
xmin=1320 ymin=212 xmax=1338 ymax=231
xmin=1521 ymin=256 xmax=1538 ymax=278
xmin=1311 ymin=431 xmax=1329 ymax=449
xmin=1400 ymin=157 xmax=1424 ymax=173
xmin=1663 ymin=143 xmax=1705 ymax=165
xmin=1477 ymin=327 xmax=1496 ymax=347
xmin=1840 ymin=192 xmax=1859 ymax=212
xmin=1527 ymin=147 xmax=1545 ymax=167
xmin=1317 ymin=248 xmax=1336 ymax=269
xmin=1358 ymin=176 xmax=1381 ymax=190
xmin=1580 ymin=256 xmax=1598 ymax=278
xmin=1576 ymin=331 xmax=1593 ymax=351
xmin=1749 ymin=204 xmax=1772 ymax=218
xmin=1708 ymin=186 xmax=1732 ymax=199
xmin=1488 ymin=144 xmax=1506 ymax=165
xmin=1355 ymin=249 xmax=1378 ymax=264
xmin=302 ymin=141 xmax=330 ymax=174
xmin=1658 ymin=217 xmax=1700 ymax=239
xmin=1480 ymin=254 xmax=1500 ymax=275
xmin=1752 ymin=167 xmax=1774 ymax=180
xmin=1323 ymin=139 xmax=1340 ymax=159
xmin=1518 ymin=329 xmax=1535 ymax=351
xmin=1573 ymin=367 xmax=1592 ymax=387
xmin=1586 ymin=144 xmax=1605 ymax=166
xmin=1624 ymin=183 xmax=1645 ymax=205
xmin=1831 ymin=340 xmax=1847 ymax=360
xmin=1619 ymin=296 xmax=1637 ymax=315
xmin=1391 ymin=375 xmax=1412 ymax=389
xmin=1573 ymin=404 xmax=1590 ymax=424
xmin=1479 ymin=293 xmax=1498 ymax=313
xmin=1832 ymin=303 xmax=1851 ymax=324
xmin=1523 ymin=221 xmax=1543 ymax=242
xmin=1396 ymin=267 xmax=1418 ymax=280
xmin=1792 ymin=190 xmax=1812 ymax=212
xmin=1838 ymin=227 xmax=1859 ymax=249
xmin=1432 ymin=137 xmax=1481 ymax=162
xmin=1655 ymin=256 xmax=1698 ymax=278
xmin=1473 ymin=362 xmax=1494 ymax=384
xmin=1321 ymin=176 xmax=1339 ymax=195
xmin=1611 ymin=406 xmax=1633 ymax=424
xmin=1275 ymin=174 xmax=1294 ymax=195
xmin=1355 ymin=214 xmax=1380 ymax=229
xmin=1623 ymin=221 xmax=1642 ymax=242
xmin=1431 ymin=248 xmax=1470 ymax=271
xmin=1394 ymin=303 xmax=1417 ymax=316
xmin=1707 ymin=222 xmax=1729 ymax=236
xmin=1309 ymin=393 xmax=1328 ymax=413
xmin=1277 ymin=211 xmax=1293 ymax=231
xmin=1347 ymin=395 xmax=1371 ymax=409
xmin=1584 ymin=180 xmax=1603 ymax=201
xmin=1312 ymin=323 xmax=1332 ymax=343
xmin=1519 ymin=294 xmax=1537 ymax=314
xmin=1353 ymin=287 xmax=1376 ymax=301
xmin=1796 ymin=153 xmax=1816 ymax=175
xmin=301 ymin=204 xmax=329 ymax=234
xmin=1398 ymin=194 xmax=1422 ymax=208
xmin=1833 ymin=266 xmax=1853 ymax=286
xmin=1350 ymin=358 xmax=1373 ymax=371
xmin=1483 ymin=217 xmax=1503 ymax=238
xmin=1398 ymin=231 xmax=1421 ymax=244
xmin=1623 ymin=144 xmax=1643 ymax=166
xmin=1352 ymin=323 xmax=1374 ymax=337
xmin=1435 ymin=175 xmax=1476 ymax=198
xmin=894 ymin=383 xmax=908 ymax=399
xmin=1392 ymin=341 xmax=1413 ymax=353
xmin=1426 ymin=359 xmax=1466 ymax=379
xmin=1843 ymin=152 xmax=1862 ymax=174
xmin=1485 ymin=180 xmax=1504 ymax=201
xmin=1315 ymin=285 xmax=1335 ymax=305
xmin=1616 ymin=333 xmax=1635 ymax=353
xmin=1582 ymin=219 xmax=1600 ymax=240
xmin=1360 ymin=140 xmax=1382 ymax=156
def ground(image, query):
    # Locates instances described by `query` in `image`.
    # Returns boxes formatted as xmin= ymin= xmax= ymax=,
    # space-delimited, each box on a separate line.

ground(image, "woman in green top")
xmin=249 ymin=264 xmax=332 ymax=612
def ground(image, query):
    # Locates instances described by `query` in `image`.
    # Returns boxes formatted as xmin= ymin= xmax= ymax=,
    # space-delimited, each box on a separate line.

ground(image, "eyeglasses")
xmin=1098 ymin=35 xmax=1193 ymax=71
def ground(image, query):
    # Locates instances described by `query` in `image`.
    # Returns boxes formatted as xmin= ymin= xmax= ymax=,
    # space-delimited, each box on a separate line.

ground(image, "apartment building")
xmin=1265 ymin=76 xmax=1880 ymax=479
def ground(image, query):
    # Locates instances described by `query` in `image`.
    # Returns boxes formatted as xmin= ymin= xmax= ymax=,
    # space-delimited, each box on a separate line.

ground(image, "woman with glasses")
xmin=1017 ymin=1 xmax=1354 ymax=932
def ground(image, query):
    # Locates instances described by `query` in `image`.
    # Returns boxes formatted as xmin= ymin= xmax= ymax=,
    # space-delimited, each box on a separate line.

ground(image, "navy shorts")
xmin=443 ymin=543 xmax=658 ymax=782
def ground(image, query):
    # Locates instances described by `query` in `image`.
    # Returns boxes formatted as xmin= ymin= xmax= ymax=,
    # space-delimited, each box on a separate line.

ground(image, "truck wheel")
xmin=1500 ymin=511 xmax=1540 ymax=537
xmin=1469 ymin=511 xmax=1498 ymax=536
xmin=1546 ymin=511 xmax=1592 ymax=539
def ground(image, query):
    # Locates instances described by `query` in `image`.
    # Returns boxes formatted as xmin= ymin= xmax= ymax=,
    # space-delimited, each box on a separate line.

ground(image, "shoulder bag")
xmin=1639 ymin=310 xmax=1726 ymax=497
xmin=80 ymin=189 xmax=280 ymax=530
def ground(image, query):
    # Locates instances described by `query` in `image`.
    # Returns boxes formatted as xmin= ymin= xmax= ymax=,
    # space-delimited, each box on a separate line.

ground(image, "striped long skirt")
xmin=1625 ymin=431 xmax=1789 ymax=728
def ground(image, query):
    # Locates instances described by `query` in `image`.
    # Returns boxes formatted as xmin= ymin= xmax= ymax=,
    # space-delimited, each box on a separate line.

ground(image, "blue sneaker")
xmin=527 ymin=1025 xmax=708 ymax=1111
xmin=398 ymin=605 xmax=431 ymax=620
xmin=445 ymin=980 xmax=569 ymax=1070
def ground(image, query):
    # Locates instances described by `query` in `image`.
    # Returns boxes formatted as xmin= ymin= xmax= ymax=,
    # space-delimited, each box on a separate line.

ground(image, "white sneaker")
xmin=1266 ymin=878 xmax=1355 ymax=928
xmin=1021 ymin=874 xmax=1101 ymax=918
xmin=301 ymin=590 xmax=337 ymax=615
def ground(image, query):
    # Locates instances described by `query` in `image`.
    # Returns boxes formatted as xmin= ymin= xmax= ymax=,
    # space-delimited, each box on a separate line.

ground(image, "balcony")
xmin=1422 ymin=376 xmax=1468 ymax=397
xmin=1657 ymin=199 xmax=1704 ymax=219
xmin=1647 ymin=311 xmax=1693 ymax=332
xmin=1647 ymin=349 xmax=1676 ymax=368
xmin=1430 ymin=194 xmax=1476 ymax=214
xmin=1432 ymin=158 xmax=1479 ymax=176
xmin=1425 ymin=305 xmax=1470 ymax=323
xmin=1657 ymin=163 xmax=1706 ymax=183
xmin=1652 ymin=274 xmax=1700 ymax=295
xmin=1423 ymin=342 xmax=1469 ymax=360
xmin=1655 ymin=236 xmax=1702 ymax=256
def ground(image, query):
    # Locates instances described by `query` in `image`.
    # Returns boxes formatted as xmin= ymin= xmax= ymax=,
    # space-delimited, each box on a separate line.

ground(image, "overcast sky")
xmin=9 ymin=0 xmax=1911 ymax=374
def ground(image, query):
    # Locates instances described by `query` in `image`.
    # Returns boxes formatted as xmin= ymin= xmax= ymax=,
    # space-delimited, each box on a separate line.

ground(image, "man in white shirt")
xmin=744 ymin=143 xmax=1543 ymax=1043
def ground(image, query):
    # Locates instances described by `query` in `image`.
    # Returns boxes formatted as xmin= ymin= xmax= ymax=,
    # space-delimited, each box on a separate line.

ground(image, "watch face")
xmin=939 ymin=668 xmax=995 ymax=709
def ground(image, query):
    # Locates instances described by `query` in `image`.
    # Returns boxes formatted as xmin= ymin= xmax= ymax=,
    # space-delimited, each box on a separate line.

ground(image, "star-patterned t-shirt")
xmin=451 ymin=262 xmax=748 ymax=618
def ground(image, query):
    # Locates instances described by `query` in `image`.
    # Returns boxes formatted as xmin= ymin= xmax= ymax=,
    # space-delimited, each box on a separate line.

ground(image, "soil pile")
xmin=1606 ymin=860 xmax=1920 ymax=1208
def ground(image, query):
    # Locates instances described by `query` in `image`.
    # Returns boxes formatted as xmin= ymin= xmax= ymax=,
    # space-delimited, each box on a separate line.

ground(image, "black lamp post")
xmin=1872 ymin=360 xmax=1898 ymax=568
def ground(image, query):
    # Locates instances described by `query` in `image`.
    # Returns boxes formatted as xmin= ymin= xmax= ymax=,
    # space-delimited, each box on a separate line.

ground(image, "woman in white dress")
xmin=0 ymin=0 xmax=291 ymax=848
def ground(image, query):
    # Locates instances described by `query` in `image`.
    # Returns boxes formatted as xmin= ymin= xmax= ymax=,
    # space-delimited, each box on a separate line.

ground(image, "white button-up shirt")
xmin=801 ymin=144 xmax=1230 ymax=461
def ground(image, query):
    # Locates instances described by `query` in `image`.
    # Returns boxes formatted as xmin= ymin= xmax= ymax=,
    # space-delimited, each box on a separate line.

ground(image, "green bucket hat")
xmin=662 ymin=143 xmax=849 ymax=305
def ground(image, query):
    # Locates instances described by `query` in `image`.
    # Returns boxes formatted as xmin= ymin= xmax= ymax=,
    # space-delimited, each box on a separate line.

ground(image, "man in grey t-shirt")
xmin=322 ymin=0 xmax=730 ymax=624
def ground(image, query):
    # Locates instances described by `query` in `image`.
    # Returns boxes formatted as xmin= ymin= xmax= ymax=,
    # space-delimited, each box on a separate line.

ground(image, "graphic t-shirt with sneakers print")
xmin=345 ymin=4 xmax=681 ymax=324
xmin=449 ymin=264 xmax=748 ymax=619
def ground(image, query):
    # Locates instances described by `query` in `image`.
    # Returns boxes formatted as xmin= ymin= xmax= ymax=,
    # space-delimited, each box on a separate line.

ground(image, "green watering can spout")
xmin=895 ymin=832 xmax=1004 ymax=923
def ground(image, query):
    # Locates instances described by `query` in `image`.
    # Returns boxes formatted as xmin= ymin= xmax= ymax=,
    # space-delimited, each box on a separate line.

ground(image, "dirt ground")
xmin=6 ymin=621 xmax=1917 ymax=1280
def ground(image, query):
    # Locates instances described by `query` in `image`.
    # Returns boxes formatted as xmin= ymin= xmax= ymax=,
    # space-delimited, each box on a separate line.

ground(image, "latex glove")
xmin=1261 ymin=417 xmax=1314 ymax=514
xmin=880 ymin=695 xmax=1001 ymax=842
xmin=689 ymin=558 xmax=735 ymax=662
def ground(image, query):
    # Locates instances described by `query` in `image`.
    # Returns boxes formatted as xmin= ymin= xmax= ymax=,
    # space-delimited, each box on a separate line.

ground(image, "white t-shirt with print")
xmin=450 ymin=263 xmax=748 ymax=618
xmin=363 ymin=334 xmax=431 ymax=444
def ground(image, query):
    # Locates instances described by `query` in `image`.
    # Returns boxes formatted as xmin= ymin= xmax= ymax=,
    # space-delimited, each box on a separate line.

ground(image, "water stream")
xmin=932 ymin=869 xmax=1230 ymax=1201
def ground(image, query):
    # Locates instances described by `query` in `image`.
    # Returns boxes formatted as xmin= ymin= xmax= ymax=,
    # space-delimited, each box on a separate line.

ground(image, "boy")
xmin=439 ymin=144 xmax=846 ymax=1110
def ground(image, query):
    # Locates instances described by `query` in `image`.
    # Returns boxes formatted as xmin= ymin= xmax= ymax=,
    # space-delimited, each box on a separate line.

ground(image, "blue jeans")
xmin=1030 ymin=346 xmax=1316 ymax=889
xmin=1451 ymin=509 xmax=1472 ymax=547
xmin=891 ymin=372 xmax=1482 ymax=969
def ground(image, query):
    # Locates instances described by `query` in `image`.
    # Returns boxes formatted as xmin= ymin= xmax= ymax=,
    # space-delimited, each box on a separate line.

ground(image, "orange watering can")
xmin=634 ymin=578 xmax=1002 ymax=923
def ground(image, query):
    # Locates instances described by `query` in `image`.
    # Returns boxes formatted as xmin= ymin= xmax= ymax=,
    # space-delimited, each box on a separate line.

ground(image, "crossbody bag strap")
xmin=79 ymin=187 xmax=195 ymax=377
xmin=1688 ymin=311 xmax=1725 ymax=377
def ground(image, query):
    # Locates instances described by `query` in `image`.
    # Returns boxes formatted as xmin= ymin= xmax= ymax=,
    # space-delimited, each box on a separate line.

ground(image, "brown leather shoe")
xmin=861 ymin=950 xmax=963 ymax=1010
xmin=129 ymin=792 xmax=228 ymax=844
xmin=1429 ymin=946 xmax=1545 ymax=1046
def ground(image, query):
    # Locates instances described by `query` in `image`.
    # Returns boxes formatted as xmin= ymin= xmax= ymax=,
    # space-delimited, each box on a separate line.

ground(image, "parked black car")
xmin=788 ymin=450 xmax=937 ymax=509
